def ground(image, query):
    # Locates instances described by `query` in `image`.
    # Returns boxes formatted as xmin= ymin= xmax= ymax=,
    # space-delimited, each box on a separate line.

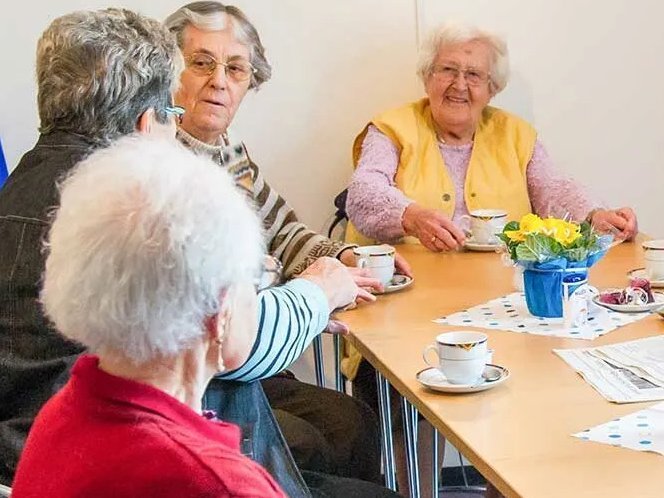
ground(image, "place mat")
xmin=434 ymin=292 xmax=649 ymax=340
xmin=573 ymin=401 xmax=664 ymax=455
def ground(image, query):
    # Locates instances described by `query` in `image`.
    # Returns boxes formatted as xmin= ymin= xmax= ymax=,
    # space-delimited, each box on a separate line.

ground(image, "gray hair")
xmin=165 ymin=1 xmax=271 ymax=90
xmin=41 ymin=135 xmax=264 ymax=364
xmin=417 ymin=21 xmax=510 ymax=94
xmin=37 ymin=8 xmax=182 ymax=144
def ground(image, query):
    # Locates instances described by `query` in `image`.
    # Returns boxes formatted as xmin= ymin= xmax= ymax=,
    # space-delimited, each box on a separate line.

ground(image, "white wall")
xmin=2 ymin=0 xmax=664 ymax=384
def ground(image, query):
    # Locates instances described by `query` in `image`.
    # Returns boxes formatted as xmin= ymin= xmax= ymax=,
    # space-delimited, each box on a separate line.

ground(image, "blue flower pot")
xmin=523 ymin=268 xmax=588 ymax=318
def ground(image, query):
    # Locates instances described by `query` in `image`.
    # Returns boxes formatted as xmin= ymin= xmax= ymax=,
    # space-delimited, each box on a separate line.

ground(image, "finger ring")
xmin=430 ymin=235 xmax=437 ymax=243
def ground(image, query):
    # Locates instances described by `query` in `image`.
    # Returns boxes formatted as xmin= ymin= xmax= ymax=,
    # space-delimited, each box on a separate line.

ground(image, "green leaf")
xmin=503 ymin=220 xmax=520 ymax=233
xmin=515 ymin=233 xmax=563 ymax=262
xmin=564 ymin=247 xmax=589 ymax=262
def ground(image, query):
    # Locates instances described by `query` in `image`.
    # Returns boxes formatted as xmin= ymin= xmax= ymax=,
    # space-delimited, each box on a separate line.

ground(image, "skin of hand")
xmin=324 ymin=319 xmax=350 ymax=336
xmin=402 ymin=203 xmax=466 ymax=251
xmin=298 ymin=256 xmax=375 ymax=311
xmin=338 ymin=246 xmax=413 ymax=278
xmin=590 ymin=207 xmax=638 ymax=241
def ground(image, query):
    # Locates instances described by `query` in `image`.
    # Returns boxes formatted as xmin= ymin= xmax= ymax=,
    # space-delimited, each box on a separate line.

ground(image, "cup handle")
xmin=422 ymin=344 xmax=440 ymax=369
xmin=458 ymin=215 xmax=472 ymax=238
xmin=486 ymin=349 xmax=494 ymax=364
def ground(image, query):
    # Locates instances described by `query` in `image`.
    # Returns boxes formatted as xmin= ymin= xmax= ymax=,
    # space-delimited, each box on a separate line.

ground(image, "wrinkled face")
xmin=175 ymin=24 xmax=252 ymax=144
xmin=424 ymin=40 xmax=494 ymax=135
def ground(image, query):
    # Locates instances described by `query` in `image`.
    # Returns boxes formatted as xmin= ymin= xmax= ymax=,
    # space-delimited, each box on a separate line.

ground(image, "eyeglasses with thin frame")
xmin=163 ymin=105 xmax=185 ymax=125
xmin=430 ymin=64 xmax=491 ymax=87
xmin=255 ymin=255 xmax=283 ymax=291
xmin=185 ymin=52 xmax=257 ymax=83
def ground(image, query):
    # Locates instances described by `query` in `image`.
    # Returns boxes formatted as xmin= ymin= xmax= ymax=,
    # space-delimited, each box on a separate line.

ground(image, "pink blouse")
xmin=346 ymin=125 xmax=601 ymax=242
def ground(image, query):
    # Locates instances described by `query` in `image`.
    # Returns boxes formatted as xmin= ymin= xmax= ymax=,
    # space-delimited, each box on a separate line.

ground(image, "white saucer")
xmin=592 ymin=292 xmax=664 ymax=313
xmin=377 ymin=275 xmax=414 ymax=294
xmin=627 ymin=268 xmax=664 ymax=288
xmin=464 ymin=240 xmax=502 ymax=252
xmin=416 ymin=364 xmax=509 ymax=393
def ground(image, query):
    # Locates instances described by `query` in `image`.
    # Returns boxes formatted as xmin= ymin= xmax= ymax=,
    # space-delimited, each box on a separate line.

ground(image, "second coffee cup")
xmin=422 ymin=331 xmax=491 ymax=384
xmin=353 ymin=244 xmax=395 ymax=286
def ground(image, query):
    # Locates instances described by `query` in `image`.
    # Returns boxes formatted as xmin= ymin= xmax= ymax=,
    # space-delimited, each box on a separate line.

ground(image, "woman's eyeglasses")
xmin=185 ymin=52 xmax=256 ymax=83
xmin=430 ymin=64 xmax=490 ymax=87
xmin=256 ymin=255 xmax=284 ymax=291
xmin=163 ymin=105 xmax=185 ymax=125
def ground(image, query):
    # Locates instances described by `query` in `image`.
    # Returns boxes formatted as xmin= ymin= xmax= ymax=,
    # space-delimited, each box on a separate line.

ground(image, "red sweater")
xmin=11 ymin=355 xmax=287 ymax=498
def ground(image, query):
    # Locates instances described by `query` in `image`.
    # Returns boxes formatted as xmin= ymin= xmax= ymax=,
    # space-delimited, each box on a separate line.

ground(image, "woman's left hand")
xmin=590 ymin=207 xmax=638 ymax=241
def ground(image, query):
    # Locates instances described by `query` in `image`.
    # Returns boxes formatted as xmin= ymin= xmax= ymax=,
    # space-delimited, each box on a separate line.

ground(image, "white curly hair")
xmin=41 ymin=135 xmax=264 ymax=363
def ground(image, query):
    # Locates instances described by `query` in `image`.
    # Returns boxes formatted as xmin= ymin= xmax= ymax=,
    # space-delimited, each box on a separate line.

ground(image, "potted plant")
xmin=498 ymin=214 xmax=610 ymax=318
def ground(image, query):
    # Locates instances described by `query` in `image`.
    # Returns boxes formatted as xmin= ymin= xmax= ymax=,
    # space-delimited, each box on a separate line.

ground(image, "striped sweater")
xmin=177 ymin=129 xmax=352 ymax=381
xmin=177 ymin=129 xmax=351 ymax=276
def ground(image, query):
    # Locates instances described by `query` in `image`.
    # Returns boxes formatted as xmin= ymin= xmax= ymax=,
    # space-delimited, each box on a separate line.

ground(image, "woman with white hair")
xmin=11 ymin=136 xmax=288 ymax=497
xmin=344 ymin=21 xmax=639 ymax=497
xmin=12 ymin=136 xmax=401 ymax=498
xmin=345 ymin=21 xmax=638 ymax=252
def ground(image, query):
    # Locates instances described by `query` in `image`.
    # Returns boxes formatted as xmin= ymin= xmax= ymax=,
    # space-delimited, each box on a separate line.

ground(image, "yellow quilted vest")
xmin=342 ymin=99 xmax=536 ymax=380
xmin=345 ymin=98 xmax=536 ymax=246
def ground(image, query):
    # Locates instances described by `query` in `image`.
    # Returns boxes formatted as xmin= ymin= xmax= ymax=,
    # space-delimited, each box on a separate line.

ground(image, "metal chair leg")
xmin=333 ymin=334 xmax=345 ymax=393
xmin=376 ymin=371 xmax=397 ymax=491
xmin=312 ymin=335 xmax=325 ymax=388
xmin=402 ymin=397 xmax=420 ymax=498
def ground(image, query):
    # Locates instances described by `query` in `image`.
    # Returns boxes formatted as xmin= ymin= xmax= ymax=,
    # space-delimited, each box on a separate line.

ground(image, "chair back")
xmin=327 ymin=189 xmax=348 ymax=239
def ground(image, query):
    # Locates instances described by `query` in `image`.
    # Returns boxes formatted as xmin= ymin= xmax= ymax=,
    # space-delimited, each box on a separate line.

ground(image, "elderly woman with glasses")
xmin=11 ymin=136 xmax=291 ymax=497
xmin=343 ymin=20 xmax=638 ymax=497
xmin=163 ymin=1 xmax=402 ymax=487
xmin=345 ymin=21 xmax=638 ymax=253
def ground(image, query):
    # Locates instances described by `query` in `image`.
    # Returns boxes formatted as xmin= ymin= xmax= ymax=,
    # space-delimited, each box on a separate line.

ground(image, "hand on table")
xmin=402 ymin=203 xmax=466 ymax=252
xmin=590 ymin=207 xmax=638 ymax=241
xmin=298 ymin=257 xmax=376 ymax=311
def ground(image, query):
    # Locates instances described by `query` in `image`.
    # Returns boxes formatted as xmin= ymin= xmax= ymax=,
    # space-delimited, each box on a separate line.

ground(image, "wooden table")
xmin=341 ymin=241 xmax=664 ymax=498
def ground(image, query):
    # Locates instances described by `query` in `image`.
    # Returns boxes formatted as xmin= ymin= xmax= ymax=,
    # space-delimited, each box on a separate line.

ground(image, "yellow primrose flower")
xmin=504 ymin=230 xmax=526 ymax=242
xmin=542 ymin=217 xmax=581 ymax=246
xmin=519 ymin=214 xmax=545 ymax=234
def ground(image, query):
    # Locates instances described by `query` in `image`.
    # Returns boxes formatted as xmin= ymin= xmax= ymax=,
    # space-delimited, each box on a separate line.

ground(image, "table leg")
xmin=432 ymin=428 xmax=439 ymax=498
xmin=401 ymin=397 xmax=421 ymax=498
xmin=376 ymin=371 xmax=397 ymax=490
xmin=313 ymin=335 xmax=325 ymax=388
xmin=333 ymin=334 xmax=345 ymax=392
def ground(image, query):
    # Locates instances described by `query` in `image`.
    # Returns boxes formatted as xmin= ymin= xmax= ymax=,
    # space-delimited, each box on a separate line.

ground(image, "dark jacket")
xmin=0 ymin=132 xmax=92 ymax=485
xmin=0 ymin=132 xmax=310 ymax=497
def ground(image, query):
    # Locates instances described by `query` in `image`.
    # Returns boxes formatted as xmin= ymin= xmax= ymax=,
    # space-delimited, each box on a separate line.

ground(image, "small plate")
xmin=377 ymin=275 xmax=414 ymax=294
xmin=627 ymin=268 xmax=664 ymax=288
xmin=592 ymin=292 xmax=664 ymax=313
xmin=464 ymin=240 xmax=501 ymax=252
xmin=416 ymin=364 xmax=509 ymax=393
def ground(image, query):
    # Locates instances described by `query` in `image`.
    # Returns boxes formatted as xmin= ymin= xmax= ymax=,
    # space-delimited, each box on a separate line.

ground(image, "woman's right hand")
xmin=402 ymin=203 xmax=466 ymax=251
xmin=298 ymin=257 xmax=376 ymax=311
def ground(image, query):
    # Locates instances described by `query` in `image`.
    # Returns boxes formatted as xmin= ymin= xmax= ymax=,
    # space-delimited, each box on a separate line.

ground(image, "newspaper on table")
xmin=554 ymin=335 xmax=664 ymax=403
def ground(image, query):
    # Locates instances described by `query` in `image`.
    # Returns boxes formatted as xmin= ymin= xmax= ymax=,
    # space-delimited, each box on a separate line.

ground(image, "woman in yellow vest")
xmin=344 ymin=21 xmax=639 ymax=497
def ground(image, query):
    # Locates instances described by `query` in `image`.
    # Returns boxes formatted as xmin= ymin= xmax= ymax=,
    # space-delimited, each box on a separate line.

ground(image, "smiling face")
xmin=175 ymin=24 xmax=252 ymax=144
xmin=424 ymin=40 xmax=494 ymax=140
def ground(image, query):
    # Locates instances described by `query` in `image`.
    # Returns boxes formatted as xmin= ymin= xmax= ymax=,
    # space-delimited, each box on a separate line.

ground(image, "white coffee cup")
xmin=422 ymin=331 xmax=490 ymax=384
xmin=642 ymin=240 xmax=664 ymax=281
xmin=460 ymin=209 xmax=508 ymax=245
xmin=353 ymin=244 xmax=395 ymax=286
